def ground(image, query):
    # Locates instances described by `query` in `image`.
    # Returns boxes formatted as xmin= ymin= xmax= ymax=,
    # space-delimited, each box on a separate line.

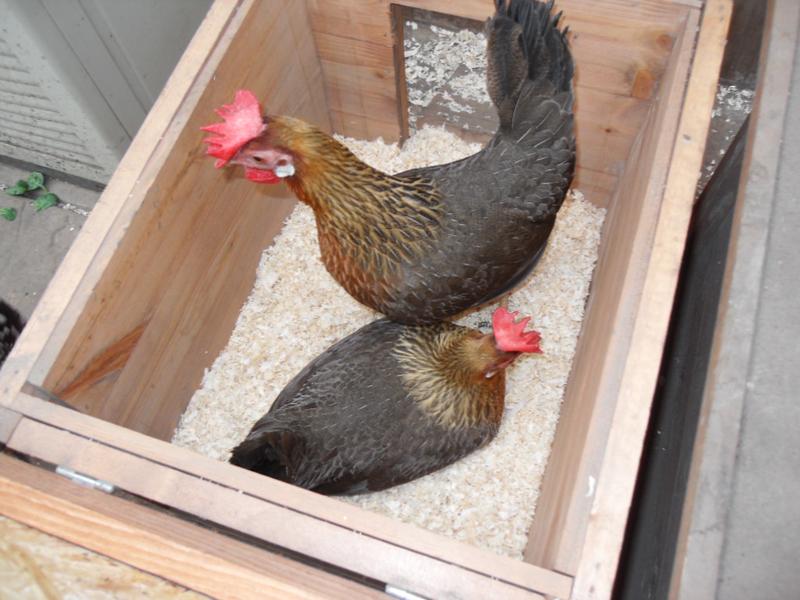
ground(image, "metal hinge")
xmin=55 ymin=466 xmax=115 ymax=494
xmin=385 ymin=585 xmax=428 ymax=600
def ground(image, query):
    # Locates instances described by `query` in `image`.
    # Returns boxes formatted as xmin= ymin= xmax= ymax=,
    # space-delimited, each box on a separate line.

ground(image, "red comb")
xmin=201 ymin=89 xmax=266 ymax=168
xmin=492 ymin=307 xmax=542 ymax=354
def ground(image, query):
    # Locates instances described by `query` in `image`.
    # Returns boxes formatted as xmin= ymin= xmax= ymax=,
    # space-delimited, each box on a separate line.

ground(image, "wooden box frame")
xmin=0 ymin=0 xmax=730 ymax=598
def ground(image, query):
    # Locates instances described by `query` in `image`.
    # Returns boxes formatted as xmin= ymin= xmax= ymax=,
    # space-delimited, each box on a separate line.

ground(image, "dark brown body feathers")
xmin=229 ymin=320 xmax=506 ymax=495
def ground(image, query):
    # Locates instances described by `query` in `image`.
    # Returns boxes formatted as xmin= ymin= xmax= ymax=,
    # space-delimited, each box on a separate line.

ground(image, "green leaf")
xmin=0 ymin=207 xmax=17 ymax=221
xmin=26 ymin=171 xmax=45 ymax=191
xmin=5 ymin=180 xmax=28 ymax=196
xmin=33 ymin=192 xmax=59 ymax=212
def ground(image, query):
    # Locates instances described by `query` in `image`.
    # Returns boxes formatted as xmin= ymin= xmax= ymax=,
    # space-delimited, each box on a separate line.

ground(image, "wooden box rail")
xmin=0 ymin=0 xmax=730 ymax=598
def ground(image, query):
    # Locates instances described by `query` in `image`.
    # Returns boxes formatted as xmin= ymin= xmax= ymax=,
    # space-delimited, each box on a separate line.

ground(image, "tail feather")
xmin=486 ymin=0 xmax=574 ymax=128
xmin=506 ymin=0 xmax=572 ymax=90
xmin=229 ymin=429 xmax=368 ymax=496
xmin=229 ymin=429 xmax=301 ymax=482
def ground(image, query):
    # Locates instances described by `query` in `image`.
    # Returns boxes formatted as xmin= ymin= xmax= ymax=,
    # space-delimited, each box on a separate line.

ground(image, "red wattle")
xmin=245 ymin=167 xmax=280 ymax=184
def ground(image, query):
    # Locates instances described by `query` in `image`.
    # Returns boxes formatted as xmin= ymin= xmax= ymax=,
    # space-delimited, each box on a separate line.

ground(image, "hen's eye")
xmin=252 ymin=156 xmax=263 ymax=163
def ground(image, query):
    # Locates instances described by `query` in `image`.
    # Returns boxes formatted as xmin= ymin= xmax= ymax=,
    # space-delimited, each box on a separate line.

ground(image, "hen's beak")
xmin=231 ymin=148 xmax=294 ymax=177
xmin=230 ymin=148 xmax=296 ymax=184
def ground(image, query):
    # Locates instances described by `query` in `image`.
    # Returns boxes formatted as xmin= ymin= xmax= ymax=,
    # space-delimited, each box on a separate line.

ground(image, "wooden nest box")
xmin=0 ymin=0 xmax=730 ymax=598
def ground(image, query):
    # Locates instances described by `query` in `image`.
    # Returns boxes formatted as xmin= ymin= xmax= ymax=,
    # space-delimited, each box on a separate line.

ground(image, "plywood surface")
xmin=0 ymin=515 xmax=204 ymax=600
xmin=0 ymin=454 xmax=382 ymax=600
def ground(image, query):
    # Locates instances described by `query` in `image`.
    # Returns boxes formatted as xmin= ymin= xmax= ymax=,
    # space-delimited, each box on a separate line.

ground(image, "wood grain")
xmin=573 ymin=86 xmax=651 ymax=174
xmin=6 ymin=414 xmax=568 ymax=600
xmin=0 ymin=516 xmax=205 ymax=599
xmin=524 ymin=0 xmax=703 ymax=576
xmin=572 ymin=0 xmax=732 ymax=596
xmin=572 ymin=168 xmax=618 ymax=208
xmin=0 ymin=454 xmax=382 ymax=600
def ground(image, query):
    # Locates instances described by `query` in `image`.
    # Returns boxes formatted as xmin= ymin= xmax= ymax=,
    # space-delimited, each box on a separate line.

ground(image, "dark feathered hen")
xmin=229 ymin=308 xmax=541 ymax=495
xmin=203 ymin=0 xmax=574 ymax=325
xmin=0 ymin=300 xmax=24 ymax=367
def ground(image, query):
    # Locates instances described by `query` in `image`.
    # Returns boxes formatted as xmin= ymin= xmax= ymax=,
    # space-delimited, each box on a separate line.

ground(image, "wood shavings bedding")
xmin=172 ymin=125 xmax=605 ymax=559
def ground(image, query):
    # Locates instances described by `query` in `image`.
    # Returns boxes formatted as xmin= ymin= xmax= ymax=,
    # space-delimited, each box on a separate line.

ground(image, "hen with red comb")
xmin=229 ymin=309 xmax=541 ymax=495
xmin=201 ymin=89 xmax=265 ymax=168
xmin=493 ymin=307 xmax=542 ymax=353
xmin=201 ymin=0 xmax=574 ymax=325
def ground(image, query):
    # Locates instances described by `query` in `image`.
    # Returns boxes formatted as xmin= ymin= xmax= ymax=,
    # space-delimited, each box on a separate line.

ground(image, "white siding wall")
xmin=0 ymin=0 xmax=212 ymax=182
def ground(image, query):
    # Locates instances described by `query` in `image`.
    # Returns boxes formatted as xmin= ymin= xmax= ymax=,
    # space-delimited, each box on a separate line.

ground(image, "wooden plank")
xmin=0 ymin=406 xmax=21 ymax=445
xmin=329 ymin=109 xmax=403 ymax=141
xmin=524 ymin=2 xmax=700 ymax=577
xmin=0 ymin=515 xmax=204 ymax=599
xmin=615 ymin=117 xmax=749 ymax=600
xmin=391 ymin=4 xmax=412 ymax=141
xmin=619 ymin=2 xmax=766 ymax=595
xmin=313 ymin=31 xmax=394 ymax=70
xmin=30 ymin=0 xmax=329 ymax=439
xmin=306 ymin=0 xmax=394 ymax=45
xmin=400 ymin=0 xmax=685 ymax=26
xmin=6 ymin=393 xmax=572 ymax=600
xmin=572 ymin=0 xmax=732 ymax=597
xmin=572 ymin=168 xmax=618 ymax=208
xmin=573 ymin=86 xmax=651 ymax=174
xmin=319 ymin=60 xmax=398 ymax=120
xmin=308 ymin=0 xmax=684 ymax=106
xmin=0 ymin=454 xmax=382 ymax=600
xmin=568 ymin=27 xmax=674 ymax=100
xmin=286 ymin=2 xmax=332 ymax=126
xmin=667 ymin=0 xmax=703 ymax=8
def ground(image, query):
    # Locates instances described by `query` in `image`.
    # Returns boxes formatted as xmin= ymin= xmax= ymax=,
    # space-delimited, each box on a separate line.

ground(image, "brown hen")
xmin=203 ymin=0 xmax=574 ymax=324
xmin=229 ymin=308 xmax=541 ymax=494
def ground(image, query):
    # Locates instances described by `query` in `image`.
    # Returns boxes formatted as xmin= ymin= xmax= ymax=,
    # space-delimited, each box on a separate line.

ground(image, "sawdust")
xmin=172 ymin=126 xmax=605 ymax=559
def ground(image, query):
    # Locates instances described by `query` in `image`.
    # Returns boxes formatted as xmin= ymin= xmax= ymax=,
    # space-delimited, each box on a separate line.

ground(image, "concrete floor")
xmin=0 ymin=162 xmax=99 ymax=320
